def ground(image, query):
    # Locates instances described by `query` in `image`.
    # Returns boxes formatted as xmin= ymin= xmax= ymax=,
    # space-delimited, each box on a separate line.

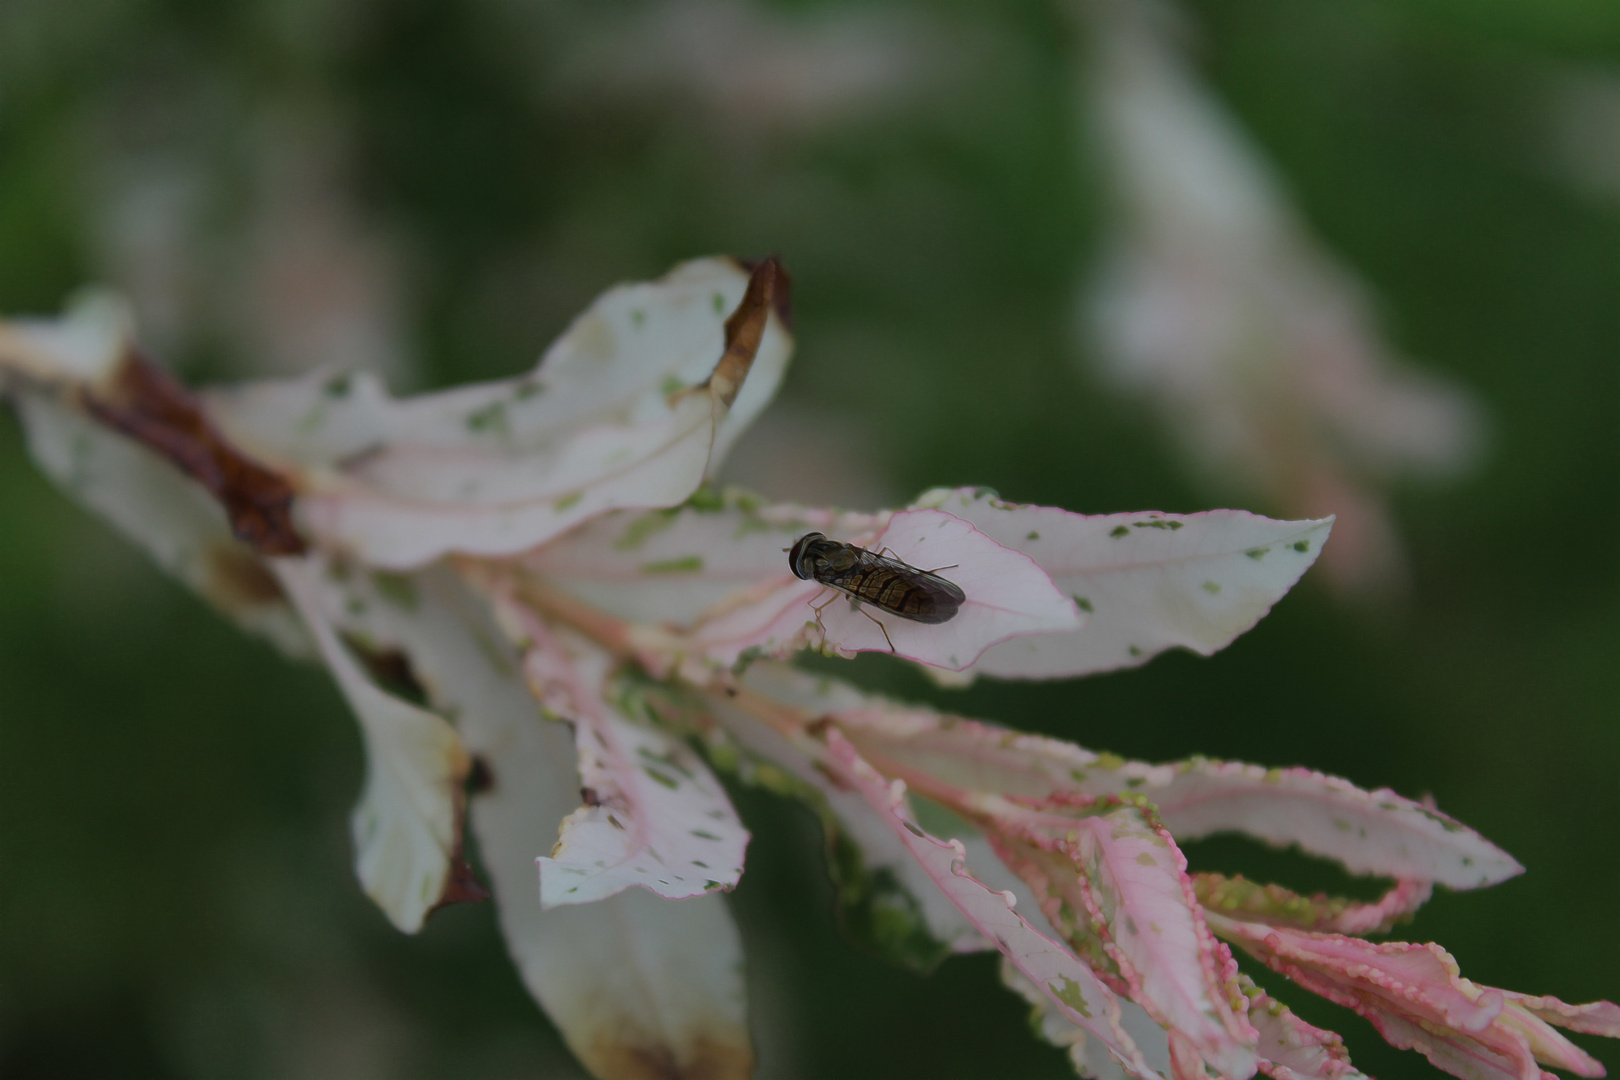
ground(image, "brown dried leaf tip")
xmin=434 ymin=859 xmax=492 ymax=910
xmin=706 ymin=256 xmax=790 ymax=409
xmin=83 ymin=349 xmax=306 ymax=556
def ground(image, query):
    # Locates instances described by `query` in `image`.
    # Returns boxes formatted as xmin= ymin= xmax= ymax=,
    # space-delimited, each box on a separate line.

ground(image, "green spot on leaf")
xmin=1292 ymin=540 xmax=1311 ymax=553
xmin=1135 ymin=852 xmax=1157 ymax=866
xmin=1026 ymin=530 xmax=1040 ymax=541
xmin=1245 ymin=547 xmax=1268 ymax=560
xmin=1201 ymin=580 xmax=1221 ymax=595
xmin=640 ymin=555 xmax=703 ymax=574
xmin=630 ymin=309 xmax=646 ymax=328
xmin=1048 ymin=977 xmax=1092 ymax=1018
xmin=660 ymin=374 xmax=685 ymax=396
xmin=1074 ymin=596 xmax=1093 ymax=613
xmin=690 ymin=829 xmax=722 ymax=841
xmin=1133 ymin=518 xmax=1184 ymax=530
xmin=712 ymin=291 xmax=726 ymax=314
xmin=552 ymin=490 xmax=583 ymax=512
xmin=642 ymin=766 xmax=679 ymax=789
xmin=1109 ymin=525 xmax=1130 ymax=538
xmin=1127 ymin=645 xmax=1142 ymax=657
xmin=372 ymin=573 xmax=419 ymax=611
xmin=465 ymin=401 xmax=509 ymax=436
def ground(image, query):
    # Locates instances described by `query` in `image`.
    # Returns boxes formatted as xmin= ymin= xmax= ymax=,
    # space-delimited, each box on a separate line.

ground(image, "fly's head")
xmin=787 ymin=532 xmax=836 ymax=580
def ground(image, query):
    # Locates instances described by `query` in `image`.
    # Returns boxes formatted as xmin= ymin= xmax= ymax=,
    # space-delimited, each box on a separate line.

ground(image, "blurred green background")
xmin=1 ymin=1 xmax=1616 ymax=1077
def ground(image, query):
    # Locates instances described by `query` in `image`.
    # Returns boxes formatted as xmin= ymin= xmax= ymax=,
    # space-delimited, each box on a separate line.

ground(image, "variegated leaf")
xmin=913 ymin=488 xmax=1330 ymax=679
xmin=204 ymin=257 xmax=791 ymax=567
xmin=512 ymin=622 xmax=748 ymax=906
xmin=323 ymin=564 xmax=754 ymax=1079
xmin=274 ymin=557 xmax=469 ymax=932
xmin=821 ymin=729 xmax=1160 ymax=1079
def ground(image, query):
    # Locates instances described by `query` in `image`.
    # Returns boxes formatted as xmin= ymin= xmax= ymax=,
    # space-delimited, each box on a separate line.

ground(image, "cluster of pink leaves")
xmin=1 ymin=260 xmax=1613 ymax=1080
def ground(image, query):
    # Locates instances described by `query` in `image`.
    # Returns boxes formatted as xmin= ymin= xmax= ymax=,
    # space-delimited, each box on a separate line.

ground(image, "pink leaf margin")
xmin=821 ymin=728 xmax=1161 ymax=1079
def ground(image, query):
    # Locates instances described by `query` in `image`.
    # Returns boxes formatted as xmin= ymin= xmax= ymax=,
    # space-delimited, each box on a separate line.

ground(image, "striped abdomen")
xmin=836 ymin=563 xmax=963 ymax=624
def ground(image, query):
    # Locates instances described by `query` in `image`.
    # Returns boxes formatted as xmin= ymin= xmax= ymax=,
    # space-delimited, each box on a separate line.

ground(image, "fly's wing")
xmin=852 ymin=548 xmax=967 ymax=624
xmin=905 ymin=568 xmax=966 ymax=623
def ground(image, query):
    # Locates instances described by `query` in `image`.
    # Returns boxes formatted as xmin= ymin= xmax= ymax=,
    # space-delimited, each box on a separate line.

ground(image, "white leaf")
xmin=204 ymin=257 xmax=791 ymax=568
xmin=677 ymin=507 xmax=1081 ymax=673
xmin=273 ymin=557 xmax=468 ymax=933
xmin=517 ymin=626 xmax=748 ymax=906
xmin=519 ymin=489 xmax=885 ymax=629
xmin=0 ymin=291 xmax=131 ymax=388
xmin=915 ymin=488 xmax=1330 ymax=679
xmin=326 ymin=565 xmax=754 ymax=1077
xmin=12 ymin=389 xmax=309 ymax=655
xmin=1144 ymin=761 xmax=1523 ymax=890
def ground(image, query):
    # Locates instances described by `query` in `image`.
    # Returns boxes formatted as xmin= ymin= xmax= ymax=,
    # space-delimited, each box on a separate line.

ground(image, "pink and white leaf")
xmin=989 ymin=801 xmax=1258 ymax=1079
xmin=203 ymin=257 xmax=790 ymax=568
xmin=325 ymin=564 xmax=754 ymax=1077
xmin=1501 ymin=992 xmax=1620 ymax=1039
xmin=1193 ymin=874 xmax=1432 ymax=936
xmin=834 ymin=707 xmax=1516 ymax=890
xmin=676 ymin=508 xmax=1081 ymax=673
xmin=701 ymin=665 xmax=989 ymax=952
xmin=821 ymin=729 xmax=1159 ymax=1079
xmin=1204 ymin=916 xmax=1504 ymax=1034
xmin=518 ymin=492 xmax=885 ymax=629
xmin=1237 ymin=975 xmax=1366 ymax=1080
xmin=1002 ymin=960 xmax=1179 ymax=1080
xmin=914 ymin=488 xmax=1330 ymax=679
xmin=1205 ymin=916 xmax=1619 ymax=1079
xmin=1363 ymin=1008 xmax=1541 ymax=1080
xmin=466 ymin=667 xmax=753 ymax=1080
xmin=515 ymin=622 xmax=748 ymax=906
xmin=836 ymin=707 xmax=1169 ymax=802
xmin=1146 ymin=761 xmax=1521 ymax=890
xmin=274 ymin=557 xmax=468 ymax=933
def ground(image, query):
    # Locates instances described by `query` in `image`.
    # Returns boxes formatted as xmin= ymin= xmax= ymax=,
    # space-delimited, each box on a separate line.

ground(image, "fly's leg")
xmin=809 ymin=587 xmax=838 ymax=648
xmin=808 ymin=587 xmax=893 ymax=653
xmin=857 ymin=605 xmax=896 ymax=653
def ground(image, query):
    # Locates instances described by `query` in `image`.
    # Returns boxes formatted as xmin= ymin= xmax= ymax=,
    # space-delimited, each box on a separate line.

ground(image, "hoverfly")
xmin=786 ymin=532 xmax=966 ymax=652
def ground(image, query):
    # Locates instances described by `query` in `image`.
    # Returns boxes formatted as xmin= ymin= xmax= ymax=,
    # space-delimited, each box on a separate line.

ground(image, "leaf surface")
xmin=679 ymin=508 xmax=1080 ymax=672
xmin=989 ymin=801 xmax=1257 ymax=1079
xmin=273 ymin=558 xmax=469 ymax=932
xmin=837 ymin=711 xmax=1520 ymax=889
xmin=821 ymin=729 xmax=1159 ymax=1079
xmin=702 ymin=663 xmax=989 ymax=960
xmin=205 ymin=258 xmax=791 ymax=567
xmin=511 ymin=619 xmax=748 ymax=906
xmin=323 ymin=565 xmax=754 ymax=1078
xmin=915 ymin=489 xmax=1330 ymax=678
xmin=12 ymin=390 xmax=309 ymax=655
